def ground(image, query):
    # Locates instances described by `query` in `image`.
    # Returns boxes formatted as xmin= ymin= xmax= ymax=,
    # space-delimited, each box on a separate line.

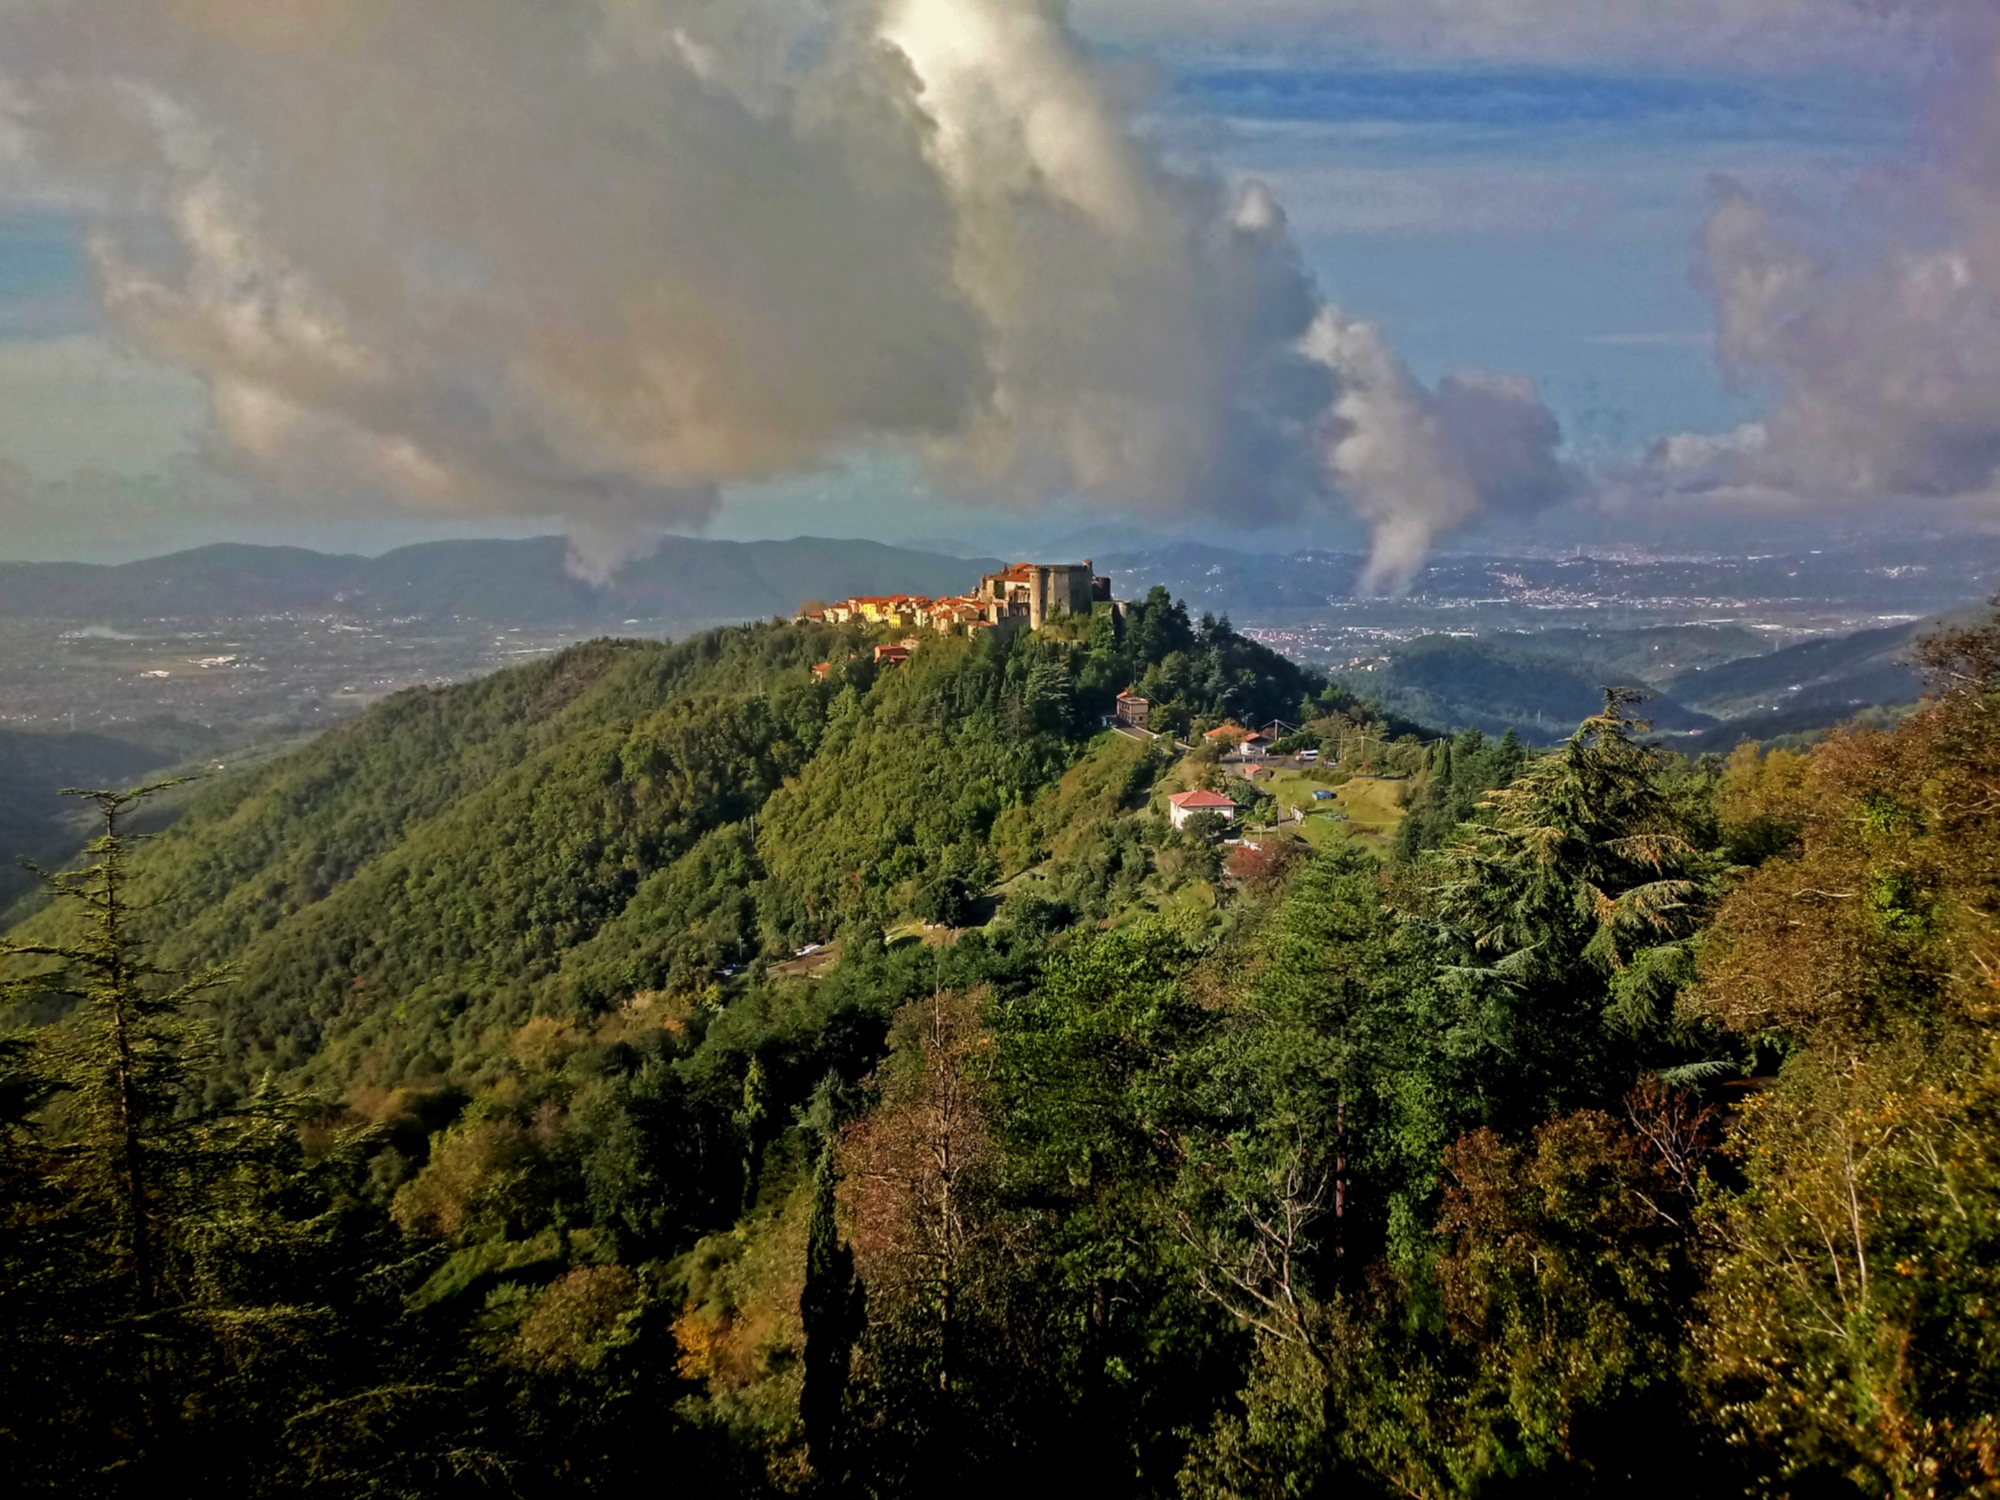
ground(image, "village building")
xmin=811 ymin=661 xmax=832 ymax=681
xmin=873 ymin=643 xmax=912 ymax=667
xmin=840 ymin=595 xmax=927 ymax=629
xmin=1239 ymin=733 xmax=1272 ymax=759
xmin=1167 ymin=789 xmax=1239 ymax=830
xmin=919 ymin=595 xmax=989 ymax=632
xmin=977 ymin=561 xmax=1106 ymax=629
xmin=1113 ymin=690 xmax=1150 ymax=729
xmin=1203 ymin=721 xmax=1249 ymax=746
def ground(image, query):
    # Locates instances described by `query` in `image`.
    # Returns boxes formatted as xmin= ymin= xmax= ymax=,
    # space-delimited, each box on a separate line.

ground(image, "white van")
xmin=1299 ymin=748 xmax=1319 ymax=763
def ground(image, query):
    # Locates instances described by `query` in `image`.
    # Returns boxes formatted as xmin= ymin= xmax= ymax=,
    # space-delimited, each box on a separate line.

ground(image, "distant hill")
xmin=1347 ymin=635 xmax=1720 ymax=743
xmin=2 ymin=605 xmax=1349 ymax=1093
xmin=1342 ymin=611 xmax=1966 ymax=750
xmin=0 ymin=536 xmax=1005 ymax=626
xmin=0 ymin=724 xmax=223 ymax=915
xmin=1662 ymin=620 xmax=1924 ymax=720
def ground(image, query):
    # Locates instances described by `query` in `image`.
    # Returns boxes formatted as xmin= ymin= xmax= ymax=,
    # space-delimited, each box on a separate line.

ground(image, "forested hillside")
xmin=4 ymin=593 xmax=1998 ymax=1499
xmin=0 ymin=724 xmax=215 ymax=914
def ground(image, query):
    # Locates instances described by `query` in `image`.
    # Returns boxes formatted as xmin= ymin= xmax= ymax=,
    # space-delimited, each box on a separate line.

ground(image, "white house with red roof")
xmin=1167 ymin=788 xmax=1239 ymax=830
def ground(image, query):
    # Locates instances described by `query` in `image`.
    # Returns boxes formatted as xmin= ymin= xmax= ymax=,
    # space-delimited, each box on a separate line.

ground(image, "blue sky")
xmin=1169 ymin=63 xmax=1908 ymax=451
xmin=0 ymin=13 xmax=1941 ymax=560
xmin=716 ymin=53 xmax=1920 ymax=553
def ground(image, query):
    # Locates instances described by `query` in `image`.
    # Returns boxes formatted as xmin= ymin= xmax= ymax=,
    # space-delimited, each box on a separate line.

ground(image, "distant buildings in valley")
xmin=796 ymin=561 xmax=1114 ymax=643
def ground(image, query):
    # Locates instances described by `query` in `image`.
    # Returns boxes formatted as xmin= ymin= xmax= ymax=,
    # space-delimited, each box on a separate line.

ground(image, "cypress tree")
xmin=738 ymin=1054 xmax=769 ymax=1213
xmin=800 ymin=1137 xmax=863 ymax=1485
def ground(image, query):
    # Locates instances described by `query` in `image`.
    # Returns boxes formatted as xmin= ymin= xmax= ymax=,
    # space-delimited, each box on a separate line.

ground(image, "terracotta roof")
xmin=1169 ymin=790 xmax=1238 ymax=810
xmin=1203 ymin=721 xmax=1248 ymax=740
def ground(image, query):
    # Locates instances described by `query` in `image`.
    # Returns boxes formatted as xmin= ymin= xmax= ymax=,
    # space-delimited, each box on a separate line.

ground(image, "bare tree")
xmin=839 ymin=987 xmax=994 ymax=1391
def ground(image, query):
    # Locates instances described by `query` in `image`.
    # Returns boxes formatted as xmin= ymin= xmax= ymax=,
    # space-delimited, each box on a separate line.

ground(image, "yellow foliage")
xmin=1716 ymin=741 xmax=1814 ymax=858
xmin=512 ymin=1265 xmax=641 ymax=1372
xmin=390 ymin=1119 xmax=537 ymax=1238
xmin=511 ymin=1014 xmax=584 ymax=1072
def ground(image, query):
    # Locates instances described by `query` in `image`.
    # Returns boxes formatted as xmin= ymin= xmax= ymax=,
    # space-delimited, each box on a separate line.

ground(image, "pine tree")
xmin=0 ymin=783 xmax=398 ymax=1493
xmin=0 ymin=781 xmax=228 ymax=1468
xmin=1417 ymin=691 xmax=1717 ymax=1113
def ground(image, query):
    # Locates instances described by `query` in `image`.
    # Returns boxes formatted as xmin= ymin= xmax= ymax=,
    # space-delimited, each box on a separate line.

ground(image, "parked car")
xmin=1299 ymin=748 xmax=1319 ymax=762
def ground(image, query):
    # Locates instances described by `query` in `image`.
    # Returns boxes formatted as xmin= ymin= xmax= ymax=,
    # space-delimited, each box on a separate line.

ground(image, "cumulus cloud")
xmin=1644 ymin=1 xmax=2000 ymax=512
xmin=1306 ymin=310 xmax=1572 ymax=592
xmin=0 ymin=0 xmax=1561 ymax=577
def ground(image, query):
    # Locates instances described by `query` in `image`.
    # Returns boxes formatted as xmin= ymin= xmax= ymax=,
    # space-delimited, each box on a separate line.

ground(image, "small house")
xmin=1240 ymin=733 xmax=1272 ymax=759
xmin=811 ymin=662 xmax=833 ymax=681
xmin=1167 ymin=789 xmax=1239 ymax=830
xmin=874 ymin=643 xmax=912 ymax=667
xmin=1203 ymin=721 xmax=1249 ymax=746
xmin=1114 ymin=690 xmax=1150 ymax=729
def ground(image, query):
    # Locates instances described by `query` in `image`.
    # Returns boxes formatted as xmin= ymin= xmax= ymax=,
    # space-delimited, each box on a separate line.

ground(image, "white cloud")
xmin=0 ymin=0 xmax=1566 ymax=579
xmin=1307 ymin=309 xmax=1572 ymax=592
xmin=1649 ymin=1 xmax=2000 ymax=514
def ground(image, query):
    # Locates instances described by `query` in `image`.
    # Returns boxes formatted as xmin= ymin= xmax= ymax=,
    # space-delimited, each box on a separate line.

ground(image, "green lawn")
xmin=1238 ymin=768 xmax=1410 ymax=851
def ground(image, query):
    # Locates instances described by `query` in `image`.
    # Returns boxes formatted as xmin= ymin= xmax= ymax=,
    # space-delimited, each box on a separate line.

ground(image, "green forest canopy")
xmin=2 ymin=593 xmax=1997 ymax=1498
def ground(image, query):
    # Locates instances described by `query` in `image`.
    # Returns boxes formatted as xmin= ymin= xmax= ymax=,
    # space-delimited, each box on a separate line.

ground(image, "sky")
xmin=0 ymin=0 xmax=1984 ymax=576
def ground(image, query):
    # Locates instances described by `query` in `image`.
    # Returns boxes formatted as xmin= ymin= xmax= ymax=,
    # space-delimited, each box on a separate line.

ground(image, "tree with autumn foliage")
xmin=1691 ymin=611 xmax=2000 ymax=1495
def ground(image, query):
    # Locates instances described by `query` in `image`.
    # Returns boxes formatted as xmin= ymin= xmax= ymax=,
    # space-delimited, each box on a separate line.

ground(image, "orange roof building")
xmin=1167 ymin=788 xmax=1239 ymax=830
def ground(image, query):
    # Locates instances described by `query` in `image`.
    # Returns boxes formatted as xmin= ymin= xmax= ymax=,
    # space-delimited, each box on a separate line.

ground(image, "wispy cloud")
xmin=1076 ymin=0 xmax=1946 ymax=72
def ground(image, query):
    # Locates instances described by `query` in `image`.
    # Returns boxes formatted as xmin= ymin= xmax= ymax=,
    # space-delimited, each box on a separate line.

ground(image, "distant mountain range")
xmin=0 ymin=534 xmax=1985 ymax=759
xmin=0 ymin=536 xmax=1004 ymax=626
xmin=1352 ymin=613 xmax=1961 ymax=749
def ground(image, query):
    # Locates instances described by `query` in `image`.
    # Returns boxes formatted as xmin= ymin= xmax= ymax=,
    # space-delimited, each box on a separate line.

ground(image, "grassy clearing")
xmin=1240 ymin=767 xmax=1410 ymax=852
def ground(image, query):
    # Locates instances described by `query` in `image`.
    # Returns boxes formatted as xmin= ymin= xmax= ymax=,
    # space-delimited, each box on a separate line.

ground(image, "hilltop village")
xmin=797 ymin=559 xmax=1113 ymax=637
xmin=793 ymin=560 xmax=1447 ymax=850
